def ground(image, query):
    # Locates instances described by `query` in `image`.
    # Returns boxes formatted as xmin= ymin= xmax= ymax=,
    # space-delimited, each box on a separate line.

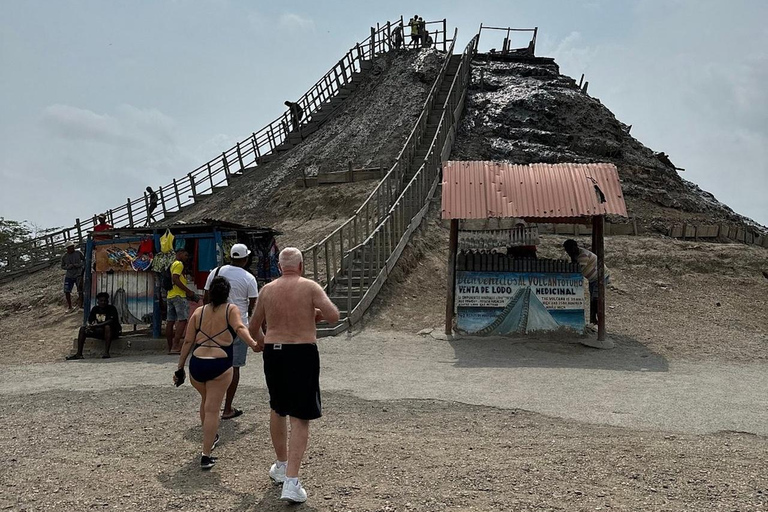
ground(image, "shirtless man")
xmin=249 ymin=247 xmax=339 ymax=504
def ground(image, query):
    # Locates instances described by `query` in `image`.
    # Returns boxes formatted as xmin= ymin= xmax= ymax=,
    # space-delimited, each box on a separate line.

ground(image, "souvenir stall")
xmin=82 ymin=220 xmax=281 ymax=338
xmin=442 ymin=161 xmax=628 ymax=341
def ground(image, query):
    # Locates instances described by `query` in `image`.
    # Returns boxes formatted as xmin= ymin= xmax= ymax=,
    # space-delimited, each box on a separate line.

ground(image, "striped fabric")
xmin=577 ymin=249 xmax=610 ymax=283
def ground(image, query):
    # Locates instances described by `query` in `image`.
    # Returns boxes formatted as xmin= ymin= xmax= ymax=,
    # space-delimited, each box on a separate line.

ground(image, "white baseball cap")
xmin=230 ymin=243 xmax=251 ymax=259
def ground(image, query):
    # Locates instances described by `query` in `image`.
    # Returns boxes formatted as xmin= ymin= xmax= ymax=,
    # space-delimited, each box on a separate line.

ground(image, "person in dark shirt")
xmin=391 ymin=23 xmax=404 ymax=49
xmin=284 ymin=100 xmax=304 ymax=131
xmin=66 ymin=292 xmax=122 ymax=360
xmin=146 ymin=186 xmax=159 ymax=225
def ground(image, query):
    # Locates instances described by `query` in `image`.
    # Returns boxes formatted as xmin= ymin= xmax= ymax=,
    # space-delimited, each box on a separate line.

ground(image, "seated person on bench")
xmin=67 ymin=292 xmax=122 ymax=360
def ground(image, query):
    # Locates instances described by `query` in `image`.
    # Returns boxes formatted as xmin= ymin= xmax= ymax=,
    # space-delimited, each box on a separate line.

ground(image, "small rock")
xmin=417 ymin=328 xmax=433 ymax=335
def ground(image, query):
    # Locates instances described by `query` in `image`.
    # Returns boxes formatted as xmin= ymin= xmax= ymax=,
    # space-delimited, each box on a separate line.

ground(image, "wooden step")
xmin=317 ymin=320 xmax=348 ymax=337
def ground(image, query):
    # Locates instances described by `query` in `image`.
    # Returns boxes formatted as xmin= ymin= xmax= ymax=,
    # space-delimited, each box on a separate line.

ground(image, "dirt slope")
xmin=452 ymin=58 xmax=766 ymax=234
xmin=165 ymin=49 xmax=444 ymax=250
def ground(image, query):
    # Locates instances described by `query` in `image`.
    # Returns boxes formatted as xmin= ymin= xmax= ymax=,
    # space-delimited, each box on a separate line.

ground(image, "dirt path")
xmin=3 ymin=329 xmax=767 ymax=435
xmin=2 ymin=329 xmax=767 ymax=511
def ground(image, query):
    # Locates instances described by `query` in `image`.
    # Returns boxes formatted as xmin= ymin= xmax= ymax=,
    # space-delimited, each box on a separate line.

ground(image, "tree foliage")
xmin=0 ymin=217 xmax=33 ymax=246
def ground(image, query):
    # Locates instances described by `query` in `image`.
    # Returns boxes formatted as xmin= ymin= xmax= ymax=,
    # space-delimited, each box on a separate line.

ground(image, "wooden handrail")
xmin=335 ymin=34 xmax=478 ymax=325
xmin=304 ymin=27 xmax=459 ymax=257
xmin=3 ymin=18 xmax=431 ymax=274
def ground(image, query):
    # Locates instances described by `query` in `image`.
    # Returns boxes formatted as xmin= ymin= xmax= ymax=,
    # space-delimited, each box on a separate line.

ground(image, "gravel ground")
xmin=2 ymin=386 xmax=766 ymax=511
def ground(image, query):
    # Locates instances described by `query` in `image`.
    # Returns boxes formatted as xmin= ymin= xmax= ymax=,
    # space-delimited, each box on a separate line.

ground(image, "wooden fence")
xmin=1 ymin=17 xmax=455 ymax=277
xmin=533 ymin=221 xmax=767 ymax=248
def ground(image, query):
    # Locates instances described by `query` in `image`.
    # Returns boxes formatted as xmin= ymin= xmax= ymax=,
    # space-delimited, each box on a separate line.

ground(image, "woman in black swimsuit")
xmin=173 ymin=277 xmax=259 ymax=469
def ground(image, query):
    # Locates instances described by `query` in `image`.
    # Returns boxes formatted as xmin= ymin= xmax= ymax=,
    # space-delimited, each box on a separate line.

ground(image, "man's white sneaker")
xmin=280 ymin=479 xmax=307 ymax=503
xmin=268 ymin=463 xmax=286 ymax=484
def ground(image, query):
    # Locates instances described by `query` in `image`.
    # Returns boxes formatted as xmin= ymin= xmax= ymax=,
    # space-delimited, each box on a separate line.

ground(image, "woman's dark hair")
xmin=209 ymin=276 xmax=230 ymax=306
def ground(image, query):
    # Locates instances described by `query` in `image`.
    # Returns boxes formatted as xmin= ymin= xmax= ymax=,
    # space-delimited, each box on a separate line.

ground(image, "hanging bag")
xmin=159 ymin=229 xmax=175 ymax=253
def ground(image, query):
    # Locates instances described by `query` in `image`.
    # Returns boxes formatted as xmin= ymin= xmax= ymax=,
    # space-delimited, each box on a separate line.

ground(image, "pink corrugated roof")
xmin=441 ymin=162 xmax=627 ymax=220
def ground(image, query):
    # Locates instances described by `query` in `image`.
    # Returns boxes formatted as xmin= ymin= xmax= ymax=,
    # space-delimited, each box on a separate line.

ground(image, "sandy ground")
xmin=1 ymin=325 xmax=767 ymax=511
xmin=2 ymin=381 xmax=766 ymax=511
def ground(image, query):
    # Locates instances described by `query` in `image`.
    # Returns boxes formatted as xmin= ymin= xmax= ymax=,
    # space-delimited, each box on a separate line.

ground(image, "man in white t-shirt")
xmin=204 ymin=243 xmax=259 ymax=419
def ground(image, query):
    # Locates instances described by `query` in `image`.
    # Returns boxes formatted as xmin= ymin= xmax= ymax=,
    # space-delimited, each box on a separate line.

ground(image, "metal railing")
xmin=2 ymin=17 xmax=454 ymax=277
xmin=302 ymin=27 xmax=460 ymax=289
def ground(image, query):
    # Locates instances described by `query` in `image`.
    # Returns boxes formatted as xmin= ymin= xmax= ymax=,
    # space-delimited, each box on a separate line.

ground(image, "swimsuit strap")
xmin=195 ymin=304 xmax=234 ymax=349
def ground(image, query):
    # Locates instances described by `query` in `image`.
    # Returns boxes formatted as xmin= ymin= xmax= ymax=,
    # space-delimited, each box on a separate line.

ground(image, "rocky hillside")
xmin=452 ymin=56 xmax=765 ymax=234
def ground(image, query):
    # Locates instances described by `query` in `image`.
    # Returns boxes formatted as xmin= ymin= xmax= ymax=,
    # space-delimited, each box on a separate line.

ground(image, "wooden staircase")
xmin=315 ymin=52 xmax=468 ymax=337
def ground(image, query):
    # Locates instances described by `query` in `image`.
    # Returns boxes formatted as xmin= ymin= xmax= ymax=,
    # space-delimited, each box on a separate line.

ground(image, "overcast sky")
xmin=1 ymin=0 xmax=766 ymax=230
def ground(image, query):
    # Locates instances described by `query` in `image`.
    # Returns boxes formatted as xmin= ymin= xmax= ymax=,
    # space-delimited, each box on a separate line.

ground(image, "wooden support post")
xmin=312 ymin=246 xmax=319 ymax=282
xmin=268 ymin=125 xmax=276 ymax=151
xmin=207 ymin=162 xmax=214 ymax=189
xmin=75 ymin=218 xmax=82 ymax=243
xmin=173 ymin=179 xmax=181 ymax=210
xmin=593 ymin=215 xmax=606 ymax=342
xmin=324 ymin=242 xmax=331 ymax=290
xmin=236 ymin=143 xmax=244 ymax=171
xmin=370 ymin=27 xmax=376 ymax=57
xmin=251 ymin=133 xmax=261 ymax=164
xmin=445 ymin=219 xmax=459 ymax=335
xmin=107 ymin=210 xmax=114 ymax=227
xmin=222 ymin=153 xmax=231 ymax=180
xmin=339 ymin=57 xmax=348 ymax=83
xmin=443 ymin=19 xmax=447 ymax=52
xmin=126 ymin=199 xmax=134 ymax=227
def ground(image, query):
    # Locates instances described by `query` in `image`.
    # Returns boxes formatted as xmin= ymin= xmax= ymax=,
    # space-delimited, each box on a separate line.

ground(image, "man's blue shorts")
xmin=63 ymin=277 xmax=81 ymax=293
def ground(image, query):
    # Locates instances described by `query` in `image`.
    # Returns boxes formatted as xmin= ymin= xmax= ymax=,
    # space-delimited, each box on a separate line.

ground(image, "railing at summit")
xmin=1 ymin=17 xmax=453 ymax=277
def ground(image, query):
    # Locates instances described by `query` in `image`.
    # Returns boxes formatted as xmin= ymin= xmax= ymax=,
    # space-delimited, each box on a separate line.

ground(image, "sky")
xmin=1 ymin=0 xmax=766 ymax=230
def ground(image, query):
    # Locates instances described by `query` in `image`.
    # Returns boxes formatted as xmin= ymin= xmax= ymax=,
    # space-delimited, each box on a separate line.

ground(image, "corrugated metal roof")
xmin=441 ymin=162 xmax=627 ymax=220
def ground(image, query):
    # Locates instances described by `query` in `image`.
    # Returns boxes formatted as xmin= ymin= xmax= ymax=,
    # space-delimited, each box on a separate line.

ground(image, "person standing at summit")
xmin=249 ymin=247 xmax=339 ymax=503
xmin=145 ymin=186 xmax=159 ymax=225
xmin=203 ymin=243 xmax=259 ymax=420
xmin=409 ymin=15 xmax=420 ymax=48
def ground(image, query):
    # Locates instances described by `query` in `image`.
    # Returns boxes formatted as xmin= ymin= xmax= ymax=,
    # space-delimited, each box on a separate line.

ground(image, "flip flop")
xmin=221 ymin=408 xmax=243 ymax=420
xmin=65 ymin=354 xmax=84 ymax=360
